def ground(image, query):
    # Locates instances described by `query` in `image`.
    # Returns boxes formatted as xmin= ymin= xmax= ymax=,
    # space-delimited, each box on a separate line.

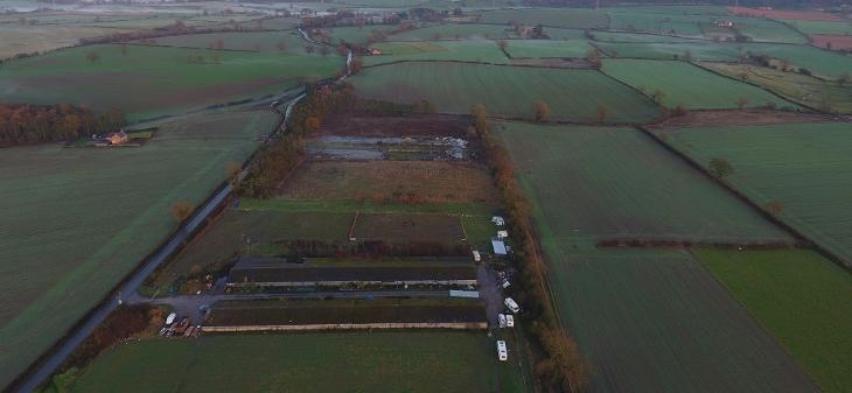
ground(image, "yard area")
xmin=0 ymin=110 xmax=277 ymax=388
xmin=63 ymin=332 xmax=527 ymax=392
xmin=695 ymin=249 xmax=852 ymax=393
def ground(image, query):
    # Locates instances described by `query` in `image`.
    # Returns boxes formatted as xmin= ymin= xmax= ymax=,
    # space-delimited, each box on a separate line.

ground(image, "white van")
xmin=505 ymin=314 xmax=515 ymax=328
xmin=504 ymin=297 xmax=520 ymax=314
xmin=496 ymin=340 xmax=508 ymax=361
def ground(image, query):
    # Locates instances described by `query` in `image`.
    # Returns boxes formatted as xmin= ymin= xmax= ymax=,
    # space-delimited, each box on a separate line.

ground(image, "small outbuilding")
xmin=492 ymin=239 xmax=507 ymax=256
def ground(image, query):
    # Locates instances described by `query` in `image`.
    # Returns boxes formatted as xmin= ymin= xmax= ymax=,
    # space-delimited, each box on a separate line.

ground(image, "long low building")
xmin=227 ymin=257 xmax=478 ymax=288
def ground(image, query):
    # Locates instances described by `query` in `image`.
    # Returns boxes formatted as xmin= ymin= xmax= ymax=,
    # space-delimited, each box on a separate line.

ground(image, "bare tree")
xmin=596 ymin=104 xmax=608 ymax=124
xmin=765 ymin=200 xmax=784 ymax=215
xmin=534 ymin=100 xmax=550 ymax=122
xmin=85 ymin=51 xmax=100 ymax=63
xmin=735 ymin=97 xmax=750 ymax=110
xmin=170 ymin=201 xmax=194 ymax=222
xmin=709 ymin=158 xmax=734 ymax=178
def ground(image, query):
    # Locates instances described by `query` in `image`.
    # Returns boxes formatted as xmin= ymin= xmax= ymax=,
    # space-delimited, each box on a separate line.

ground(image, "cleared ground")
xmin=695 ymin=249 xmax=852 ymax=393
xmin=351 ymin=62 xmax=662 ymax=123
xmin=601 ymin=59 xmax=796 ymax=109
xmin=0 ymin=43 xmax=340 ymax=119
xmin=0 ymin=24 xmax=133 ymax=59
xmin=66 ymin=332 xmax=526 ymax=392
xmin=352 ymin=212 xmax=465 ymax=244
xmin=0 ymin=110 xmax=277 ymax=388
xmin=658 ymin=122 xmax=852 ymax=266
xmin=278 ymin=160 xmax=500 ymax=205
xmin=495 ymin=122 xmax=791 ymax=248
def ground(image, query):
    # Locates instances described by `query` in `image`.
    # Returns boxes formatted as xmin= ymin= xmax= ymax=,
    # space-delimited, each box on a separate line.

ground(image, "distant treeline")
xmin=0 ymin=104 xmax=126 ymax=147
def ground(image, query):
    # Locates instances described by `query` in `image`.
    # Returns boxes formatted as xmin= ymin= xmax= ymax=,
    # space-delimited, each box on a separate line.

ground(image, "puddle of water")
xmin=308 ymin=135 xmax=469 ymax=161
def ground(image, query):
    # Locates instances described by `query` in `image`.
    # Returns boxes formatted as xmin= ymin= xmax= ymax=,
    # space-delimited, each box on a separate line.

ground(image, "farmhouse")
xmin=714 ymin=19 xmax=734 ymax=28
xmin=105 ymin=130 xmax=128 ymax=145
xmin=227 ymin=256 xmax=478 ymax=288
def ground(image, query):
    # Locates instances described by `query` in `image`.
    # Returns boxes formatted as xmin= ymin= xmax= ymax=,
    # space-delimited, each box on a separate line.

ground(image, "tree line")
xmin=237 ymin=83 xmax=356 ymax=198
xmin=471 ymin=104 xmax=590 ymax=392
xmin=0 ymin=104 xmax=125 ymax=147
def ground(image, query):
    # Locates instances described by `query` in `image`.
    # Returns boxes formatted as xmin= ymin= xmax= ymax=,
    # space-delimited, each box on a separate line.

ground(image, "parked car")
xmin=505 ymin=314 xmax=515 ymax=328
xmin=498 ymin=313 xmax=507 ymax=328
xmin=496 ymin=340 xmax=508 ymax=361
xmin=504 ymin=297 xmax=520 ymax=314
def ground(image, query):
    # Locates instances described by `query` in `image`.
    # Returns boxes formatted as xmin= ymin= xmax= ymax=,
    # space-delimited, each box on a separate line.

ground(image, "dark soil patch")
xmin=320 ymin=113 xmax=469 ymax=137
xmin=650 ymin=109 xmax=837 ymax=129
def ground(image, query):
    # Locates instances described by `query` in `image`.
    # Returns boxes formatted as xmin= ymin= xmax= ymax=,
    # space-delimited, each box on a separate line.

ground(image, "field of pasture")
xmin=657 ymin=122 xmax=852 ymax=266
xmin=62 ymin=332 xmax=526 ymax=393
xmin=542 ymin=249 xmax=817 ymax=393
xmin=602 ymin=59 xmax=796 ymax=109
xmin=362 ymin=40 xmax=509 ymax=66
xmin=479 ymin=8 xmax=609 ymax=29
xmin=136 ymin=31 xmax=318 ymax=54
xmin=504 ymin=39 xmax=591 ymax=58
xmin=351 ymin=62 xmax=662 ymax=123
xmin=0 ymin=43 xmax=341 ymax=120
xmin=388 ymin=23 xmax=511 ymax=41
xmin=696 ymin=249 xmax=852 ymax=393
xmin=494 ymin=122 xmax=790 ymax=248
xmin=700 ymin=62 xmax=852 ymax=113
xmin=0 ymin=110 xmax=278 ymax=388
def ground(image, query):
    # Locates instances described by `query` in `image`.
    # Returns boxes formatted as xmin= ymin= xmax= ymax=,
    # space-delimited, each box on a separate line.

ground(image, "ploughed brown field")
xmin=278 ymin=160 xmax=499 ymax=205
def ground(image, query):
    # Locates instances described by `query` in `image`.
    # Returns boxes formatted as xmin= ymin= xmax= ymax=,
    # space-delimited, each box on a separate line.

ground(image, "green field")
xmin=389 ymin=23 xmax=511 ymax=41
xmin=495 ymin=122 xmax=790 ymax=248
xmin=787 ymin=20 xmax=852 ymax=35
xmin=352 ymin=62 xmax=661 ymax=123
xmin=742 ymin=43 xmax=852 ymax=79
xmin=62 ymin=332 xmax=527 ymax=392
xmin=0 ymin=43 xmax=341 ymax=119
xmin=321 ymin=25 xmax=398 ymax=45
xmin=595 ymin=41 xmax=745 ymax=61
xmin=658 ymin=122 xmax=852 ymax=267
xmin=590 ymin=30 xmax=704 ymax=43
xmin=363 ymin=40 xmax=509 ymax=66
xmin=695 ymin=249 xmax=852 ymax=393
xmin=701 ymin=62 xmax=852 ymax=113
xmin=606 ymin=9 xmax=710 ymax=36
xmin=504 ymin=39 xmax=591 ymax=58
xmin=541 ymin=249 xmax=817 ymax=393
xmin=479 ymin=8 xmax=609 ymax=29
xmin=602 ymin=59 xmax=795 ymax=109
xmin=0 ymin=24 xmax=133 ymax=59
xmin=137 ymin=31 xmax=318 ymax=54
xmin=730 ymin=16 xmax=809 ymax=44
xmin=0 ymin=110 xmax=278 ymax=388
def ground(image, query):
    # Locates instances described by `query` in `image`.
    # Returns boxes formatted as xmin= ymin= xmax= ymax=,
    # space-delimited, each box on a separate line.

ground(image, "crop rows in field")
xmin=352 ymin=62 xmax=662 ymax=123
xmin=363 ymin=41 xmax=509 ymax=66
xmin=657 ymin=122 xmax=852 ymax=267
xmin=541 ymin=249 xmax=817 ymax=393
xmin=0 ymin=43 xmax=341 ymax=119
xmin=496 ymin=121 xmax=790 ymax=247
xmin=0 ymin=110 xmax=278 ymax=388
xmin=67 ymin=332 xmax=524 ymax=393
xmin=601 ymin=59 xmax=796 ymax=110
xmin=696 ymin=249 xmax=852 ymax=393
xmin=479 ymin=8 xmax=609 ymax=29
